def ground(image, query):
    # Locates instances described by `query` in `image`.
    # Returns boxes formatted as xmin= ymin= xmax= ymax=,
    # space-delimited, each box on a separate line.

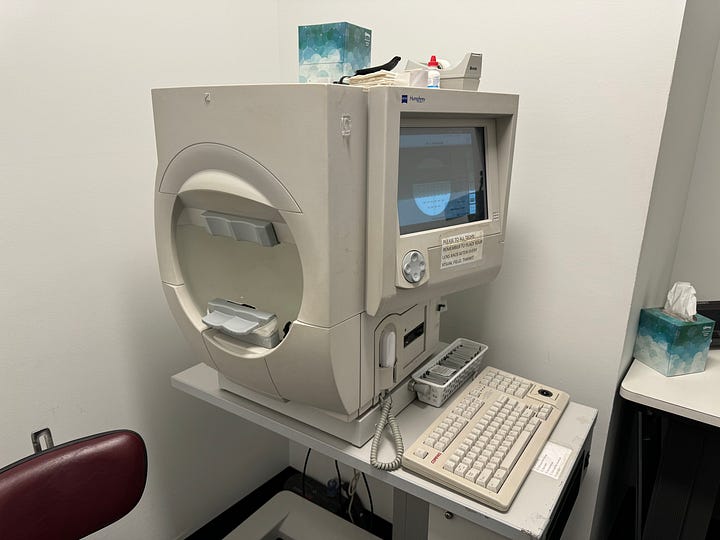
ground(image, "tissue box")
xmin=633 ymin=308 xmax=715 ymax=376
xmin=298 ymin=22 xmax=371 ymax=83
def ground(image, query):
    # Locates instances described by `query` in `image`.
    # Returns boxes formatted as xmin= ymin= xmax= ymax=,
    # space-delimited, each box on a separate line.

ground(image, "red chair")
xmin=0 ymin=429 xmax=147 ymax=540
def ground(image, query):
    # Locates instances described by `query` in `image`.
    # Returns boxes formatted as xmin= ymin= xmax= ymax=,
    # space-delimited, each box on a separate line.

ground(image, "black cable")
xmin=334 ymin=460 xmax=342 ymax=502
xmin=302 ymin=447 xmax=311 ymax=498
xmin=361 ymin=471 xmax=374 ymax=529
xmin=354 ymin=55 xmax=402 ymax=76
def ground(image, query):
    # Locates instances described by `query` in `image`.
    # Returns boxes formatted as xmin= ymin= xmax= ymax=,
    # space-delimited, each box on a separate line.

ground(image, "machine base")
xmin=218 ymin=372 xmax=418 ymax=447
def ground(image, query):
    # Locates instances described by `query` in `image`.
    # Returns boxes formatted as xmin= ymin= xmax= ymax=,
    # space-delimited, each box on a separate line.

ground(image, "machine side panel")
xmin=325 ymin=86 xmax=368 ymax=323
xmin=266 ymin=316 xmax=361 ymax=416
xmin=203 ymin=332 xmax=282 ymax=399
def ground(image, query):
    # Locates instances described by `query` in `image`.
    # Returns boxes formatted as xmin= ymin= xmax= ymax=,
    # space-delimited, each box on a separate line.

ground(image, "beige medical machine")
xmin=153 ymin=84 xmax=517 ymax=446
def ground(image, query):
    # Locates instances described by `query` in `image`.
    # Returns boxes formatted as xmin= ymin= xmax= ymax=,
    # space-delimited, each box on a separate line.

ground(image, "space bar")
xmin=500 ymin=430 xmax=533 ymax=471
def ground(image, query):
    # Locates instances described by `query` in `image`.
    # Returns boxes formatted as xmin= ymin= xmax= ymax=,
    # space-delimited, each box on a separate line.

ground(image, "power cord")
xmin=370 ymin=392 xmax=404 ymax=471
xmin=333 ymin=460 xmax=376 ymax=530
xmin=361 ymin=472 xmax=374 ymax=529
xmin=302 ymin=447 xmax=311 ymax=498
xmin=346 ymin=469 xmax=362 ymax=523
xmin=334 ymin=459 xmax=342 ymax=504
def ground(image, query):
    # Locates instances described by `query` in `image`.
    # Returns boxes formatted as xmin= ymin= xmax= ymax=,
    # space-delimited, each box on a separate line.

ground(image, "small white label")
xmin=532 ymin=442 xmax=573 ymax=480
xmin=440 ymin=231 xmax=483 ymax=269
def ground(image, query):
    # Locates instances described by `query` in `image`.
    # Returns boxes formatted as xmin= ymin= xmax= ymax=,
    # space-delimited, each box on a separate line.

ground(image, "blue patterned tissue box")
xmin=298 ymin=22 xmax=371 ymax=83
xmin=633 ymin=308 xmax=715 ymax=376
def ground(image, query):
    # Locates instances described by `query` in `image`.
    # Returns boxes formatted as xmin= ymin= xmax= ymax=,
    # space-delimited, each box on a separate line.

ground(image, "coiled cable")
xmin=370 ymin=392 xmax=404 ymax=471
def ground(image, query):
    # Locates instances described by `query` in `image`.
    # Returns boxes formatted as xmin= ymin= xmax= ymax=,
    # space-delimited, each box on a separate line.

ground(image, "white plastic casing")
xmin=152 ymin=85 xmax=518 ymax=439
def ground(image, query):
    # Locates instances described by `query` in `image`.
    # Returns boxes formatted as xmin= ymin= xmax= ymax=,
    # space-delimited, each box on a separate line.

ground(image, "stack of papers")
xmin=347 ymin=70 xmax=399 ymax=87
xmin=347 ymin=69 xmax=429 ymax=88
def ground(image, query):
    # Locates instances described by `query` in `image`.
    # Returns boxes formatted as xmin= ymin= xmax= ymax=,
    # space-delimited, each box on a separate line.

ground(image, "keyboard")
xmin=403 ymin=366 xmax=569 ymax=512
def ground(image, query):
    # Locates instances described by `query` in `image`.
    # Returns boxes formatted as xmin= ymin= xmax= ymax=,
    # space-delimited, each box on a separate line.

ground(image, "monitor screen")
xmin=397 ymin=127 xmax=488 ymax=235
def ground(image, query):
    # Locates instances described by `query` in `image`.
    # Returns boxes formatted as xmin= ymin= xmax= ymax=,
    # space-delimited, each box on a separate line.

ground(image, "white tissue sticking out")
xmin=664 ymin=281 xmax=697 ymax=322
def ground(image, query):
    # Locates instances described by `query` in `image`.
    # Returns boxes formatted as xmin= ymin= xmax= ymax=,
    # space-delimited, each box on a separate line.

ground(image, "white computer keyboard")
xmin=403 ymin=366 xmax=569 ymax=512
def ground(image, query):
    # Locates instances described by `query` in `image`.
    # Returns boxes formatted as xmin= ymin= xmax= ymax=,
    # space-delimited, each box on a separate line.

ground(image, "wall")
xmin=671 ymin=46 xmax=720 ymax=298
xmin=593 ymin=2 xmax=720 ymax=536
xmin=0 ymin=2 xmax=288 ymax=538
xmin=278 ymin=1 xmax=686 ymax=538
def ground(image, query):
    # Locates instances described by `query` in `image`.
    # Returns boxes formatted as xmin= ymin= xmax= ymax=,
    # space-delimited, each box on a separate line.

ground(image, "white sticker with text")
xmin=440 ymin=231 xmax=483 ymax=269
xmin=532 ymin=442 xmax=573 ymax=480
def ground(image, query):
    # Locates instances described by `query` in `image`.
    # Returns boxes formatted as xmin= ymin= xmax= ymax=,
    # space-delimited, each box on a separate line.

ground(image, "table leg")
xmin=393 ymin=489 xmax=429 ymax=540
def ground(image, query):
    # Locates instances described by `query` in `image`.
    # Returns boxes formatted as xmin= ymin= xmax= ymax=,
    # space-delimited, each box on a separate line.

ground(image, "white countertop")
xmin=620 ymin=350 xmax=720 ymax=427
xmin=172 ymin=363 xmax=597 ymax=540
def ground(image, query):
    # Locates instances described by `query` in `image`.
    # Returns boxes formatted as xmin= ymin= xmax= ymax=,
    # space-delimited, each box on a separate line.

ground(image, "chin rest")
xmin=0 ymin=430 xmax=147 ymax=540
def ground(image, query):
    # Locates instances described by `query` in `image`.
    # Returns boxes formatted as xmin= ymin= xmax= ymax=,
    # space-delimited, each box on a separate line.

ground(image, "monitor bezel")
xmin=365 ymin=87 xmax=518 ymax=317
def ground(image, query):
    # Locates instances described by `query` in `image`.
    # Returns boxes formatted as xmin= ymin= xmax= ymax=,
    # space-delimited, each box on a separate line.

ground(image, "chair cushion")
xmin=0 ymin=430 xmax=147 ymax=539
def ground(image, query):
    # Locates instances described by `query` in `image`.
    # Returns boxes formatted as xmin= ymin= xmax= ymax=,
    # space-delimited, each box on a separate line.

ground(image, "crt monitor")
xmin=366 ymin=87 xmax=517 ymax=318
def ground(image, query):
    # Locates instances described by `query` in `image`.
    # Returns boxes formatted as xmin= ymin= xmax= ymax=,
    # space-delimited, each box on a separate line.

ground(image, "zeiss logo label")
xmin=401 ymin=95 xmax=425 ymax=104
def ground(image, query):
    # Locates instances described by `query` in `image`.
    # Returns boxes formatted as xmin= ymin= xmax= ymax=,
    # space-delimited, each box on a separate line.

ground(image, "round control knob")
xmin=402 ymin=250 xmax=426 ymax=284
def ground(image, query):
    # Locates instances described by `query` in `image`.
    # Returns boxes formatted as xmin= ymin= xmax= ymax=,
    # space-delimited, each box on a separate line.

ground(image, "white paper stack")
xmin=347 ymin=69 xmax=428 ymax=88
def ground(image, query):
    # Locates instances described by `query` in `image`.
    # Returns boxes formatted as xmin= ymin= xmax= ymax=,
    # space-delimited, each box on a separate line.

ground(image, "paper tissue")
xmin=633 ymin=282 xmax=715 ymax=376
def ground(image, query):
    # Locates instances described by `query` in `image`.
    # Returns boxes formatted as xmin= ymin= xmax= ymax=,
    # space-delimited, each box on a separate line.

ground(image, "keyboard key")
xmin=443 ymin=459 xmax=457 ymax=472
xmin=500 ymin=430 xmax=533 ymax=471
xmin=477 ymin=468 xmax=493 ymax=487
xmin=454 ymin=463 xmax=469 ymax=477
xmin=487 ymin=478 xmax=502 ymax=493
xmin=414 ymin=449 xmax=429 ymax=459
xmin=465 ymin=468 xmax=481 ymax=483
xmin=494 ymin=468 xmax=508 ymax=481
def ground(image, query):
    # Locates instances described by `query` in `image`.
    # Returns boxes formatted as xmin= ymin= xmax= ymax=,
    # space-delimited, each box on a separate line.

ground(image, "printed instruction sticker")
xmin=532 ymin=442 xmax=573 ymax=480
xmin=440 ymin=231 xmax=483 ymax=269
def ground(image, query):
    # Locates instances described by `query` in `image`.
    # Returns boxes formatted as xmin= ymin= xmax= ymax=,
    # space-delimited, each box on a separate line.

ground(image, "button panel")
xmin=402 ymin=250 xmax=426 ymax=284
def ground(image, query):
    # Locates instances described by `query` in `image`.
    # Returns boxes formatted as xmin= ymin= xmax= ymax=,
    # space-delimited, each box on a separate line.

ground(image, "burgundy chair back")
xmin=0 ymin=430 xmax=147 ymax=540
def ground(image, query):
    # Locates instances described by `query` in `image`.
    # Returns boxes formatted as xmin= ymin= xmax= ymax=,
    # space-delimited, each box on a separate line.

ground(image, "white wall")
xmin=592 ymin=3 xmax=720 ymax=536
xmin=0 ymin=2 xmax=289 ymax=538
xmin=278 ymin=2 xmax=687 ymax=538
xmin=671 ymin=46 xmax=720 ymax=298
